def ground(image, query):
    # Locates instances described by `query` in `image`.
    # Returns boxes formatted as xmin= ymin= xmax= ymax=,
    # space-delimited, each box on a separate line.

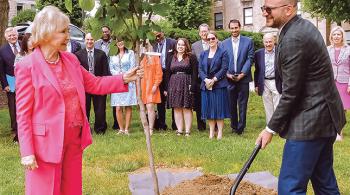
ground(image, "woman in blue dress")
xmin=199 ymin=31 xmax=230 ymax=140
xmin=109 ymin=37 xmax=137 ymax=135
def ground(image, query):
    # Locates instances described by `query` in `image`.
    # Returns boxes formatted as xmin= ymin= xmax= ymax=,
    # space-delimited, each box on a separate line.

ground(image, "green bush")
xmin=163 ymin=28 xmax=264 ymax=50
xmin=11 ymin=9 xmax=36 ymax=26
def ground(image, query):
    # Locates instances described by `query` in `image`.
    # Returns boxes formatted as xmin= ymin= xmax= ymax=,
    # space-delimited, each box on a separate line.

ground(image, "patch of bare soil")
xmin=162 ymin=174 xmax=277 ymax=195
xmin=0 ymin=91 xmax=7 ymax=109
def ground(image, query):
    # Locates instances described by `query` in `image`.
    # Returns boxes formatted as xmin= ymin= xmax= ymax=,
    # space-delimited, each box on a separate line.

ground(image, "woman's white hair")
xmin=31 ymin=6 xmax=70 ymax=48
xmin=329 ymin=26 xmax=346 ymax=46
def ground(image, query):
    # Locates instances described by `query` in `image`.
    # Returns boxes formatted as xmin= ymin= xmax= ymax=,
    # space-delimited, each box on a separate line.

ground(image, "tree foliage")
xmin=11 ymin=9 xmax=36 ymax=26
xmin=302 ymin=0 xmax=350 ymax=23
xmin=36 ymin=0 xmax=83 ymax=27
xmin=163 ymin=0 xmax=211 ymax=29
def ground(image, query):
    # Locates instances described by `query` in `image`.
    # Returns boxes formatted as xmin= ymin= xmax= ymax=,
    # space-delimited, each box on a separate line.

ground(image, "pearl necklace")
xmin=45 ymin=55 xmax=60 ymax=65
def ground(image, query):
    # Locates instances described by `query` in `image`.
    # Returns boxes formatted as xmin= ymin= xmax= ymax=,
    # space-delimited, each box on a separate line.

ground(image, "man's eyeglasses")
xmin=207 ymin=37 xmax=216 ymax=41
xmin=261 ymin=4 xmax=289 ymax=14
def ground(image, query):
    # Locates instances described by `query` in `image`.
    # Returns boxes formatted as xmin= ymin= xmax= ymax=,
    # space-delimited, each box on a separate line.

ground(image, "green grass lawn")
xmin=0 ymin=93 xmax=349 ymax=194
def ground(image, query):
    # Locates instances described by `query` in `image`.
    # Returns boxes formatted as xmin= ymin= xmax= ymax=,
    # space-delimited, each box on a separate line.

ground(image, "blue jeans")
xmin=278 ymin=137 xmax=339 ymax=195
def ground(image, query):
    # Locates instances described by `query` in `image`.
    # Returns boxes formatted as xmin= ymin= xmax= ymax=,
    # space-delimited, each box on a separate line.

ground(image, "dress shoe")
xmin=112 ymin=122 xmax=119 ymax=130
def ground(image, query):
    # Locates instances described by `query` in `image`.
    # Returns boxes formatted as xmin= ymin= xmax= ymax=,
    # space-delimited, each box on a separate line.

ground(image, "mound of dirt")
xmin=162 ymin=174 xmax=277 ymax=195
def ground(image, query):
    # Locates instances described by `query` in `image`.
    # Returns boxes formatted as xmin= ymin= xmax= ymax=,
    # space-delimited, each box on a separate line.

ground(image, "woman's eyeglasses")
xmin=261 ymin=4 xmax=288 ymax=14
xmin=207 ymin=37 xmax=216 ymax=41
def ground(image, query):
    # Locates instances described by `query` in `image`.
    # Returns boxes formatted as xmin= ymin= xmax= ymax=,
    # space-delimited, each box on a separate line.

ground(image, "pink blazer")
xmin=15 ymin=48 xmax=128 ymax=163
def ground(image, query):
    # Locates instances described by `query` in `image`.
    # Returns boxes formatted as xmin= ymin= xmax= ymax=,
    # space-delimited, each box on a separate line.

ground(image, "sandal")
xmin=124 ymin=130 xmax=130 ymax=135
xmin=176 ymin=131 xmax=183 ymax=136
xmin=117 ymin=130 xmax=124 ymax=134
xmin=185 ymin=132 xmax=190 ymax=137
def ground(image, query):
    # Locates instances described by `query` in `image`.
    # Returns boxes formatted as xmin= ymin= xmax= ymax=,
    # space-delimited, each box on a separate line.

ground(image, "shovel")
xmin=229 ymin=143 xmax=262 ymax=195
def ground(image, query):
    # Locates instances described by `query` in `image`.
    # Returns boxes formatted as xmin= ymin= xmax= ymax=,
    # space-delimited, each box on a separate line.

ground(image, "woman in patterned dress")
xmin=327 ymin=26 xmax=350 ymax=141
xmin=109 ymin=37 xmax=138 ymax=135
xmin=165 ymin=38 xmax=198 ymax=136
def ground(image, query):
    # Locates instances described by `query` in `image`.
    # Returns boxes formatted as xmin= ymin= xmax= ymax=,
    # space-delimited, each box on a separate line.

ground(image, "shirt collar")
xmin=232 ymin=35 xmax=240 ymax=43
xmin=265 ymin=47 xmax=275 ymax=54
xmin=86 ymin=48 xmax=94 ymax=53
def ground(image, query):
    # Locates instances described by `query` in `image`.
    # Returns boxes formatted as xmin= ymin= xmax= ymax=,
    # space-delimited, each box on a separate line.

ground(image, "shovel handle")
xmin=229 ymin=143 xmax=261 ymax=195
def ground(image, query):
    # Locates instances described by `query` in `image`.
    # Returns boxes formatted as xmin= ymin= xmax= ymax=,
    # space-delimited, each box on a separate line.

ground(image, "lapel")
xmin=210 ymin=48 xmax=219 ymax=70
xmin=93 ymin=48 xmax=98 ymax=71
xmin=202 ymin=51 xmax=209 ymax=74
xmin=60 ymin=51 xmax=86 ymax=112
xmin=275 ymin=15 xmax=299 ymax=77
xmin=5 ymin=43 xmax=15 ymax=59
xmin=33 ymin=48 xmax=63 ymax=98
xmin=225 ymin=39 xmax=234 ymax=68
xmin=261 ymin=49 xmax=266 ymax=74
xmin=336 ymin=46 xmax=348 ymax=64
xmin=237 ymin=36 xmax=245 ymax=64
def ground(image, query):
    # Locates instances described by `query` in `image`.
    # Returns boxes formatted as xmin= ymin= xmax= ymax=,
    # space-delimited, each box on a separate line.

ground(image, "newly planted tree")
xmin=65 ymin=0 xmax=170 ymax=194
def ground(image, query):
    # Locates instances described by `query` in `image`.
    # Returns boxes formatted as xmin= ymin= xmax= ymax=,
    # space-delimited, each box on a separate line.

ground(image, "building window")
xmin=214 ymin=12 xmax=223 ymax=30
xmin=17 ymin=3 xmax=24 ymax=12
xmin=243 ymin=7 xmax=253 ymax=25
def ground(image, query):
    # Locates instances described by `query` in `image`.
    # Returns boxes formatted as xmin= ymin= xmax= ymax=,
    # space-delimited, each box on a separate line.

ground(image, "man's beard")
xmin=102 ymin=36 xmax=110 ymax=41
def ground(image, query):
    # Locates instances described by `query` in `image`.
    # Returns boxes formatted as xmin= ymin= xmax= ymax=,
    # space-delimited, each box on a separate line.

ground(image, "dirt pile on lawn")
xmin=162 ymin=174 xmax=277 ymax=195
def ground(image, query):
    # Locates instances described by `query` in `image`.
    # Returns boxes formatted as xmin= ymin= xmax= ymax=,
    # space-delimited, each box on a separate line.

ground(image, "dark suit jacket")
xmin=70 ymin=40 xmax=82 ymax=53
xmin=254 ymin=48 xmax=282 ymax=96
xmin=199 ymin=47 xmax=229 ymax=90
xmin=268 ymin=15 xmax=346 ymax=140
xmin=221 ymin=35 xmax=254 ymax=84
xmin=75 ymin=48 xmax=109 ymax=76
xmin=0 ymin=42 xmax=19 ymax=89
xmin=153 ymin=38 xmax=176 ymax=69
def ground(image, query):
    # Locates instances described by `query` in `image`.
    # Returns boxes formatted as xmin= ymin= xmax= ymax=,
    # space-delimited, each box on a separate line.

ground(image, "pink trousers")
xmin=25 ymin=126 xmax=83 ymax=195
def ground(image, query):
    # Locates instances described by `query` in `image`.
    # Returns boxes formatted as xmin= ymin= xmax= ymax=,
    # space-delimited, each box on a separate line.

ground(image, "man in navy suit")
xmin=256 ymin=0 xmax=345 ymax=194
xmin=153 ymin=31 xmax=176 ymax=130
xmin=254 ymin=33 xmax=282 ymax=124
xmin=0 ymin=27 xmax=21 ymax=142
xmin=222 ymin=19 xmax=254 ymax=135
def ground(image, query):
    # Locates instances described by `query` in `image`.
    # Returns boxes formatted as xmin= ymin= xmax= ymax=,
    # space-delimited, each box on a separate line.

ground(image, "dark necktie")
xmin=12 ymin=43 xmax=18 ymax=55
xmin=88 ymin=50 xmax=94 ymax=74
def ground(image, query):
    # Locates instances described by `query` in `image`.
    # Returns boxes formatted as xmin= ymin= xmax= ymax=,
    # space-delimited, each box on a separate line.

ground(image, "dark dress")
xmin=166 ymin=55 xmax=198 ymax=108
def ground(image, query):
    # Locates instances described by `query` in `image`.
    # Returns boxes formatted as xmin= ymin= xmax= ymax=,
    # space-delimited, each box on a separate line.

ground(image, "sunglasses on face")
xmin=207 ymin=37 xmax=216 ymax=41
xmin=261 ymin=4 xmax=288 ymax=14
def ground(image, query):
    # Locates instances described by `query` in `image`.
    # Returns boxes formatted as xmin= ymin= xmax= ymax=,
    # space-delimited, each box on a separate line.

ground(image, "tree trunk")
xmin=132 ymin=14 xmax=160 ymax=195
xmin=326 ymin=18 xmax=331 ymax=46
xmin=0 ymin=0 xmax=9 ymax=46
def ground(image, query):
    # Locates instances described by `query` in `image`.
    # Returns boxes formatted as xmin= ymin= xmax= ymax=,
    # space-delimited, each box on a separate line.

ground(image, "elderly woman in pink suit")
xmin=327 ymin=26 xmax=350 ymax=141
xmin=15 ymin=6 xmax=142 ymax=195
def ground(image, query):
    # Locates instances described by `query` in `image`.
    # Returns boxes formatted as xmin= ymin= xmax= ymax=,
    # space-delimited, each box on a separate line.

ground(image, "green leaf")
xmin=65 ymin=0 xmax=73 ymax=13
xmin=79 ymin=0 xmax=95 ymax=11
xmin=152 ymin=3 xmax=170 ymax=17
xmin=109 ymin=43 xmax=117 ymax=56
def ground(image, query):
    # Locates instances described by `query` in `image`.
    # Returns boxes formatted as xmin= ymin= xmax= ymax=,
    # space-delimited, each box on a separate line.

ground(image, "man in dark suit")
xmin=256 ymin=0 xmax=346 ymax=194
xmin=222 ymin=19 xmax=254 ymax=135
xmin=75 ymin=33 xmax=110 ymax=134
xmin=67 ymin=39 xmax=82 ymax=53
xmin=0 ymin=27 xmax=20 ymax=142
xmin=94 ymin=25 xmax=120 ymax=130
xmin=153 ymin=31 xmax=176 ymax=130
xmin=191 ymin=23 xmax=209 ymax=131
xmin=254 ymin=33 xmax=282 ymax=124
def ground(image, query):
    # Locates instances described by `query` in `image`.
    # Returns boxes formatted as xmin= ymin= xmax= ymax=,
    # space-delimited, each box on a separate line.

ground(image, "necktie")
xmin=12 ymin=43 xmax=18 ymax=55
xmin=88 ymin=50 xmax=94 ymax=74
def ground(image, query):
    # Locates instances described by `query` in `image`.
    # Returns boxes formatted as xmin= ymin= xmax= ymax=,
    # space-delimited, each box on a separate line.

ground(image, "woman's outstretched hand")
xmin=123 ymin=66 xmax=144 ymax=83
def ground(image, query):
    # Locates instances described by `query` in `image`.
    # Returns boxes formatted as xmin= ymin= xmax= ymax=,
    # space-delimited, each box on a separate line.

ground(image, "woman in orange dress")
xmin=140 ymin=51 xmax=163 ymax=135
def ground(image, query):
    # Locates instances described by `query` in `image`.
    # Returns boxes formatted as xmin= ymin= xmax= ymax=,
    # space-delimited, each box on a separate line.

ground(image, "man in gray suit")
xmin=256 ymin=0 xmax=346 ymax=194
xmin=191 ymin=23 xmax=210 ymax=131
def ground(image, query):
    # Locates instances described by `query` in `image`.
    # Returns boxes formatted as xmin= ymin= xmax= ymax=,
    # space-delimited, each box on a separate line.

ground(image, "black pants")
xmin=86 ymin=93 xmax=107 ymax=134
xmin=228 ymin=82 xmax=249 ymax=133
xmin=194 ymin=89 xmax=206 ymax=130
xmin=7 ymin=92 xmax=17 ymax=133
